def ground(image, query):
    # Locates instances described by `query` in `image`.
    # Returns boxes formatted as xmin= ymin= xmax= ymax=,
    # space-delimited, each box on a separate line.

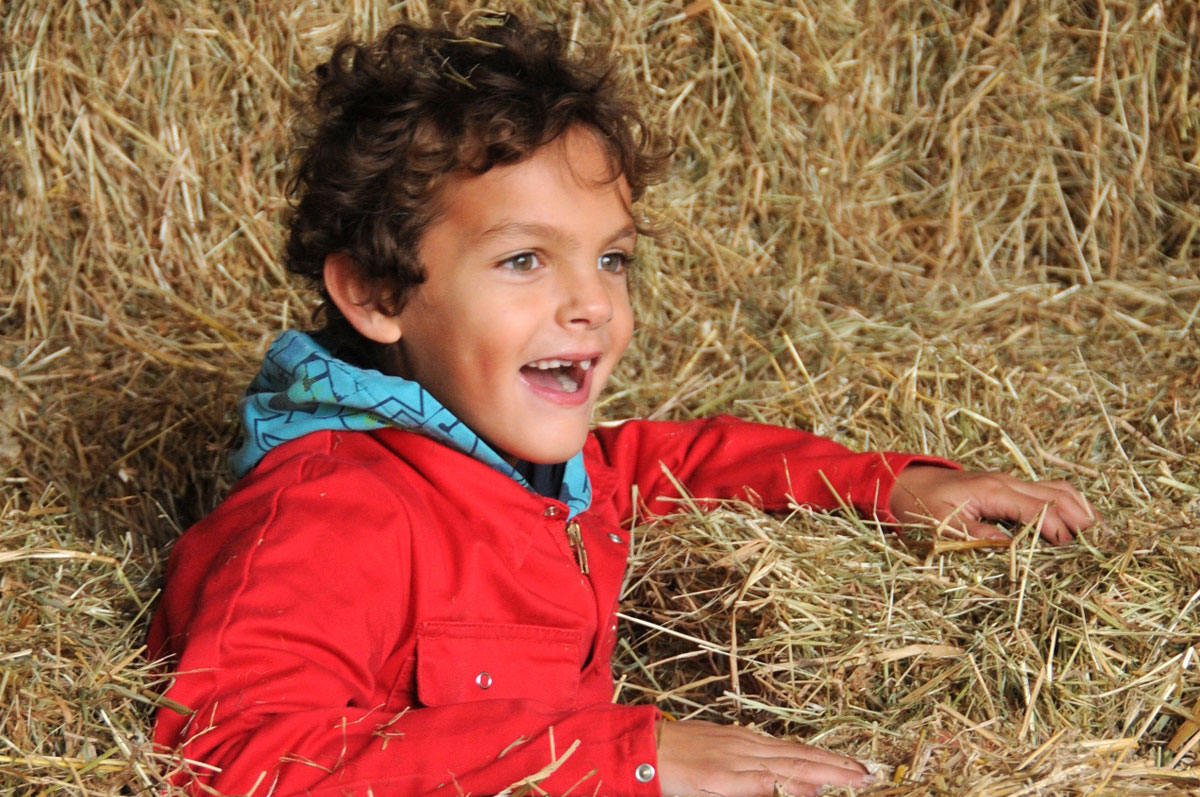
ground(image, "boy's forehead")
xmin=434 ymin=129 xmax=635 ymax=239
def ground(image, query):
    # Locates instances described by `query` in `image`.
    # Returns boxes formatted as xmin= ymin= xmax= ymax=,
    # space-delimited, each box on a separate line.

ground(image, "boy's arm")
xmin=591 ymin=414 xmax=955 ymax=522
xmin=591 ymin=415 xmax=1097 ymax=543
xmin=151 ymin=458 xmax=660 ymax=797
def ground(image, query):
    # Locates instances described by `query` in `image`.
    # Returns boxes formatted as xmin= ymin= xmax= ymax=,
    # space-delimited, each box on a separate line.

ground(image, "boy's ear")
xmin=323 ymin=252 xmax=403 ymax=344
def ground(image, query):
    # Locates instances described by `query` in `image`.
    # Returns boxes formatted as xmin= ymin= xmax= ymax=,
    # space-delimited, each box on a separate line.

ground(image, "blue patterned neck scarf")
xmin=230 ymin=330 xmax=593 ymax=518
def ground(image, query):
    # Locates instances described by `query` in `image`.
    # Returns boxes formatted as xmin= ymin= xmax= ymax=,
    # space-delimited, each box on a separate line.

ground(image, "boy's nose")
xmin=557 ymin=264 xmax=615 ymax=329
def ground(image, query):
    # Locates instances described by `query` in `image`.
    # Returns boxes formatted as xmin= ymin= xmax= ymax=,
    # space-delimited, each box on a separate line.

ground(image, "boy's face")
xmin=389 ymin=127 xmax=636 ymax=464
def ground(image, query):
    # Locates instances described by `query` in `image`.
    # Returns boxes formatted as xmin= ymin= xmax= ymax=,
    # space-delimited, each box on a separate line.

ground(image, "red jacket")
xmin=149 ymin=415 xmax=952 ymax=795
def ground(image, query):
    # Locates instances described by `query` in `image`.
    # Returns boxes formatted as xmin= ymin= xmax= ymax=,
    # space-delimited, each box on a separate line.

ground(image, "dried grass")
xmin=2 ymin=0 xmax=1198 ymax=793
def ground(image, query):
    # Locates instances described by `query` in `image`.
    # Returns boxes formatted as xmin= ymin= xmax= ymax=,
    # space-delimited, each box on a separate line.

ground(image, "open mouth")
xmin=520 ymin=357 xmax=595 ymax=393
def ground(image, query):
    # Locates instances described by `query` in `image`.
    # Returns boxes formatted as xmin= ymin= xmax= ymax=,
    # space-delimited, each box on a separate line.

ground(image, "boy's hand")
xmin=890 ymin=465 xmax=1098 ymax=545
xmin=655 ymin=719 xmax=873 ymax=797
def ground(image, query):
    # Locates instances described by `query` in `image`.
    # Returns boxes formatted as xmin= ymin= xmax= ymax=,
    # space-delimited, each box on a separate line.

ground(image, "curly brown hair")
xmin=284 ymin=10 xmax=669 ymax=368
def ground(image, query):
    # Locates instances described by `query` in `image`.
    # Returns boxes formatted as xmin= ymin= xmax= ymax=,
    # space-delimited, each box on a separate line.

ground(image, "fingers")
xmin=1008 ymin=479 xmax=1097 ymax=538
xmin=738 ymin=729 xmax=867 ymax=779
xmin=725 ymin=729 xmax=863 ymax=771
xmin=717 ymin=770 xmax=819 ymax=797
xmin=762 ymin=755 xmax=872 ymax=790
xmin=976 ymin=475 xmax=1097 ymax=544
xmin=962 ymin=520 xmax=1010 ymax=541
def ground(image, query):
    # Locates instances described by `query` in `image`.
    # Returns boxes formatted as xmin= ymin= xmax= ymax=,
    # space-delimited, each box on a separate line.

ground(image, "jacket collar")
xmin=232 ymin=330 xmax=593 ymax=517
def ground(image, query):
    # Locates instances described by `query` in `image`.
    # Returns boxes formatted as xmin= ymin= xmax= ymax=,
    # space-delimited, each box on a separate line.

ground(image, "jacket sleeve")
xmin=590 ymin=414 xmax=959 ymax=522
xmin=149 ymin=454 xmax=660 ymax=796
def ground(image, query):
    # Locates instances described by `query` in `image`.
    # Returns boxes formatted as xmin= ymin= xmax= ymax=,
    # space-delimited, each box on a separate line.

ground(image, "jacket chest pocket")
xmin=416 ymin=621 xmax=584 ymax=710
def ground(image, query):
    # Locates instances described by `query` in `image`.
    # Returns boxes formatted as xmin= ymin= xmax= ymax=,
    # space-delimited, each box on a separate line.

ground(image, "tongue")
xmin=522 ymin=366 xmax=578 ymax=392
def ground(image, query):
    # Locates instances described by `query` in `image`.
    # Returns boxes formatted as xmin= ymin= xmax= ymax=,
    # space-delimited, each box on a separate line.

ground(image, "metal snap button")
xmin=607 ymin=532 xmax=622 ymax=543
xmin=475 ymin=671 xmax=492 ymax=689
xmin=544 ymin=505 xmax=561 ymax=518
xmin=634 ymin=762 xmax=656 ymax=783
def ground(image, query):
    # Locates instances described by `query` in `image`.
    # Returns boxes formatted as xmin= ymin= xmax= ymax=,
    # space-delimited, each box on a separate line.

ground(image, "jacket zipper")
xmin=565 ymin=520 xmax=589 ymax=574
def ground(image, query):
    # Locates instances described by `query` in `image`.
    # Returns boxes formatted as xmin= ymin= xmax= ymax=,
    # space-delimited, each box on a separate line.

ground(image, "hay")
xmin=2 ymin=0 xmax=1197 ymax=793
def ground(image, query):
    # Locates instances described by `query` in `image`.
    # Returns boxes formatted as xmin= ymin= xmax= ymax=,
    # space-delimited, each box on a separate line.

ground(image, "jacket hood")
xmin=230 ymin=330 xmax=593 ymax=518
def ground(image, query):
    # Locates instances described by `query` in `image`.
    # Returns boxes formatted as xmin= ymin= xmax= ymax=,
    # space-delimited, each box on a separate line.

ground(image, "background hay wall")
xmin=2 ymin=0 xmax=1198 ymax=793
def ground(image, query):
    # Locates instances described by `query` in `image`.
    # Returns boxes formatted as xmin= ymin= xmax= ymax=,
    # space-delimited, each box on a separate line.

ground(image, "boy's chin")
xmin=491 ymin=428 xmax=588 ymax=466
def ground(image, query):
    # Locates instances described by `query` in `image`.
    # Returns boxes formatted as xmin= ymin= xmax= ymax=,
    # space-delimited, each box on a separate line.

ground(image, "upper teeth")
xmin=529 ymin=358 xmax=593 ymax=370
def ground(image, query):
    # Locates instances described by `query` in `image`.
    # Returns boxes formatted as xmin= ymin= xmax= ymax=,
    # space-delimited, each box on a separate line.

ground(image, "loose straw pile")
xmin=2 ymin=0 xmax=1197 ymax=792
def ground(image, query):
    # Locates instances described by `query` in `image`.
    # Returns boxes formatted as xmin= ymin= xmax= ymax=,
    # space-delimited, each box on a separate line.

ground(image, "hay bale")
xmin=1 ymin=0 xmax=1197 ymax=792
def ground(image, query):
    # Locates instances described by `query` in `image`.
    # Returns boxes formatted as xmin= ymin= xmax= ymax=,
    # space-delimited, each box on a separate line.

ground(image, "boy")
xmin=148 ymin=12 xmax=1096 ymax=796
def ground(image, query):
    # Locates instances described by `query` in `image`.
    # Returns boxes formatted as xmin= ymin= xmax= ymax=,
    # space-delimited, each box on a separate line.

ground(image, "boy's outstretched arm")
xmin=591 ymin=415 xmax=1097 ymax=546
xmin=889 ymin=465 xmax=1098 ymax=545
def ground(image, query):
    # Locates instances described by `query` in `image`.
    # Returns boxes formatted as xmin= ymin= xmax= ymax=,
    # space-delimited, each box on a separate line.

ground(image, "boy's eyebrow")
xmin=474 ymin=221 xmax=637 ymax=248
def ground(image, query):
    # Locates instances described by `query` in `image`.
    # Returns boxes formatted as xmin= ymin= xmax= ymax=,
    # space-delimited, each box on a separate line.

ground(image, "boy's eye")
xmin=598 ymin=252 xmax=634 ymax=273
xmin=501 ymin=252 xmax=541 ymax=272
